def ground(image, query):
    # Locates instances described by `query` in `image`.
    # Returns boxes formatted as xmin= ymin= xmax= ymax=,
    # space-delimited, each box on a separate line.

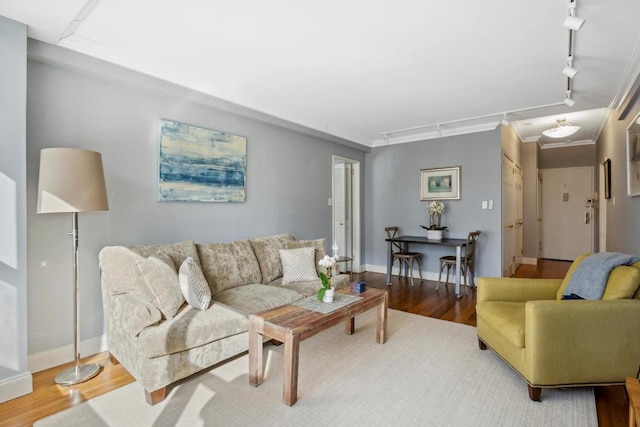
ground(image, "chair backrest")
xmin=385 ymin=226 xmax=403 ymax=253
xmin=464 ymin=230 xmax=481 ymax=262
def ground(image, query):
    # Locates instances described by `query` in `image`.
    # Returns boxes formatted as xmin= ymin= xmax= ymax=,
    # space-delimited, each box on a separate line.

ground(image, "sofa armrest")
xmin=112 ymin=293 xmax=162 ymax=336
xmin=477 ymin=277 xmax=561 ymax=303
xmin=525 ymin=299 xmax=640 ymax=385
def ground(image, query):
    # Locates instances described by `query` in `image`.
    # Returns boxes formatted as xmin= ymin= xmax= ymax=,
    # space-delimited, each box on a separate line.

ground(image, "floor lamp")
xmin=37 ymin=148 xmax=109 ymax=386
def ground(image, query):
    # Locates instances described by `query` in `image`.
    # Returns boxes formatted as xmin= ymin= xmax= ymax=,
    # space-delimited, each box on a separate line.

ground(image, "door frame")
xmin=332 ymin=155 xmax=361 ymax=272
xmin=599 ymin=160 xmax=607 ymax=252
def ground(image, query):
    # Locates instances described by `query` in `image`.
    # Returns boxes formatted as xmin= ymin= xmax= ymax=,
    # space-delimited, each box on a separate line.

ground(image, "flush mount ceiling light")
xmin=542 ymin=118 xmax=581 ymax=138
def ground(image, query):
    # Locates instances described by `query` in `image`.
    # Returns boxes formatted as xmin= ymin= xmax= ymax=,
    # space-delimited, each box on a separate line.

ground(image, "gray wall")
xmin=597 ymin=91 xmax=640 ymax=254
xmin=364 ymin=130 xmax=503 ymax=278
xmin=0 ymin=16 xmax=30 ymax=400
xmin=539 ymin=144 xmax=596 ymax=169
xmin=26 ymin=41 xmax=367 ymax=355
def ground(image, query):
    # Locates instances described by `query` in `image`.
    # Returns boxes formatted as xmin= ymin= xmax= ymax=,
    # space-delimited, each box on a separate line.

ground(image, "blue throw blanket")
xmin=562 ymin=252 xmax=640 ymax=300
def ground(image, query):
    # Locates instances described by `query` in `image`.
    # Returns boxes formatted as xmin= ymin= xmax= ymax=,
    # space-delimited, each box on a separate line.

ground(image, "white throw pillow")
xmin=135 ymin=252 xmax=184 ymax=319
xmin=279 ymin=247 xmax=319 ymax=284
xmin=178 ymin=257 xmax=212 ymax=310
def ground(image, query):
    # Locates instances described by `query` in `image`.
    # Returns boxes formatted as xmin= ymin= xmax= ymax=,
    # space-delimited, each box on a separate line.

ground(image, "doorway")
xmin=540 ymin=166 xmax=595 ymax=260
xmin=332 ymin=156 xmax=361 ymax=273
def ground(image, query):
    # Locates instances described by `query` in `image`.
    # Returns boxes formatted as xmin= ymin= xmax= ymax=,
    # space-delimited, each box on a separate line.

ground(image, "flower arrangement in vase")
xmin=317 ymin=255 xmax=336 ymax=302
xmin=420 ymin=201 xmax=447 ymax=240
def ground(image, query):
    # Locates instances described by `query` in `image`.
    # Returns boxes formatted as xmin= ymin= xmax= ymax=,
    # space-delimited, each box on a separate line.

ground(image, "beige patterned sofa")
xmin=98 ymin=233 xmax=349 ymax=405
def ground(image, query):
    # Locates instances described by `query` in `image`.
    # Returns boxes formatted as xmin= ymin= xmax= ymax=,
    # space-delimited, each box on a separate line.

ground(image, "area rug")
xmin=35 ymin=309 xmax=597 ymax=426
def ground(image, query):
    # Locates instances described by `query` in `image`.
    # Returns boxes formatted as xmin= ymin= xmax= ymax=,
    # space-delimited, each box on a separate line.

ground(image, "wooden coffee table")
xmin=248 ymin=287 xmax=388 ymax=405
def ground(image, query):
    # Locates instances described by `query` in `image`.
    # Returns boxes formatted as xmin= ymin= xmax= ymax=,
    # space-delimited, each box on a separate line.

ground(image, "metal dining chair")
xmin=437 ymin=230 xmax=481 ymax=294
xmin=385 ymin=226 xmax=423 ymax=286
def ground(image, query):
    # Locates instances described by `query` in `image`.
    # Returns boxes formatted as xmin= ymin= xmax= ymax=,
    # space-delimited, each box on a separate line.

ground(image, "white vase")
xmin=323 ymin=287 xmax=335 ymax=303
xmin=426 ymin=230 xmax=443 ymax=241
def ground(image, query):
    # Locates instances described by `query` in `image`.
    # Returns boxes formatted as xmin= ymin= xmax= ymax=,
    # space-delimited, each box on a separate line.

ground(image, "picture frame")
xmin=420 ymin=166 xmax=461 ymax=200
xmin=626 ymin=112 xmax=640 ymax=197
xmin=604 ymin=158 xmax=611 ymax=199
xmin=158 ymin=119 xmax=247 ymax=202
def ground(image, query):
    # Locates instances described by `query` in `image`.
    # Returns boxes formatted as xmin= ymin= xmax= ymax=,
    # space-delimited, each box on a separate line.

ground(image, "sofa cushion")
xmin=286 ymin=238 xmax=326 ymax=270
xmin=268 ymin=272 xmax=351 ymax=297
xmin=100 ymin=240 xmax=200 ymax=297
xmin=476 ymin=301 xmax=526 ymax=348
xmin=213 ymin=284 xmax=302 ymax=316
xmin=557 ymin=253 xmax=640 ymax=300
xmin=249 ymin=233 xmax=295 ymax=284
xmin=137 ymin=302 xmax=248 ymax=358
xmin=179 ymin=257 xmax=211 ymax=310
xmin=135 ymin=251 xmax=184 ymax=319
xmin=280 ymin=247 xmax=319 ymax=284
xmin=113 ymin=294 xmax=162 ymax=336
xmin=197 ymin=239 xmax=262 ymax=294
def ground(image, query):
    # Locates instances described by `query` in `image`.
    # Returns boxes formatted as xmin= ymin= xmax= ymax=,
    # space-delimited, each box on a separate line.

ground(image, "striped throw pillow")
xmin=279 ymin=247 xmax=319 ymax=284
xmin=178 ymin=257 xmax=212 ymax=310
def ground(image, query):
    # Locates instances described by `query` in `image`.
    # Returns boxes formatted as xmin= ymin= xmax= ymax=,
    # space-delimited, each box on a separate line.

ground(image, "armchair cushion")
xmin=556 ymin=254 xmax=640 ymax=300
xmin=476 ymin=302 xmax=525 ymax=348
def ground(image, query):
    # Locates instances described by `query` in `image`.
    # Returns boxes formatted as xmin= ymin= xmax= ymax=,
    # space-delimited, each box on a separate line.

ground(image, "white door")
xmin=541 ymin=167 xmax=594 ymax=260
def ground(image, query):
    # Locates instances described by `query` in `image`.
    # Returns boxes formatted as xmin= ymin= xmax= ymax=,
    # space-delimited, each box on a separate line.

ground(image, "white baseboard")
xmin=28 ymin=334 xmax=108 ymax=373
xmin=0 ymin=371 xmax=32 ymax=403
xmin=522 ymin=257 xmax=538 ymax=265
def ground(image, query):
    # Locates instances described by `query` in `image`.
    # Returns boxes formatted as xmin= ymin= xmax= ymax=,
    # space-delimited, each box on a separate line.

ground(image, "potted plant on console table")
xmin=420 ymin=201 xmax=447 ymax=241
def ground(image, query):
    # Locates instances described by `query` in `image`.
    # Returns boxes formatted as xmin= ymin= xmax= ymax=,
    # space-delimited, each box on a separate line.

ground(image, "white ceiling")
xmin=3 ymin=0 xmax=640 ymax=148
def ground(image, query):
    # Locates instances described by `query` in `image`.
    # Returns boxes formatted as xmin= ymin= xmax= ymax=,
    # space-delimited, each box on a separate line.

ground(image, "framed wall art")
xmin=627 ymin=112 xmax=640 ymax=197
xmin=158 ymin=119 xmax=247 ymax=202
xmin=420 ymin=166 xmax=461 ymax=200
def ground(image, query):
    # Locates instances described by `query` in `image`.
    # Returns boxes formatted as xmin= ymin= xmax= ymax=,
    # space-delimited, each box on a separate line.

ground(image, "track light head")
xmin=563 ymin=96 xmax=576 ymax=107
xmin=501 ymin=113 xmax=510 ymax=127
xmin=563 ymin=66 xmax=578 ymax=79
xmin=564 ymin=15 xmax=585 ymax=30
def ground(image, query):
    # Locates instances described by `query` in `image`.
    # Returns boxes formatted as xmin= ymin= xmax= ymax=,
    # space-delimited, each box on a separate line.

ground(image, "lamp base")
xmin=55 ymin=362 xmax=101 ymax=386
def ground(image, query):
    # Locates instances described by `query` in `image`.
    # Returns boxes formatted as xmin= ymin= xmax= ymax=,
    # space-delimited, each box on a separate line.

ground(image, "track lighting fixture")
xmin=563 ymin=97 xmax=576 ymax=107
xmin=542 ymin=119 xmax=581 ymax=138
xmin=563 ymin=56 xmax=578 ymax=78
xmin=563 ymin=0 xmax=585 ymax=31
xmin=501 ymin=113 xmax=510 ymax=127
xmin=563 ymin=66 xmax=578 ymax=79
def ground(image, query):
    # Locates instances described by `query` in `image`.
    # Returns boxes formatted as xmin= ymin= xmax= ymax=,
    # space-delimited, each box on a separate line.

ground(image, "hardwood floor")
xmin=0 ymin=260 xmax=627 ymax=426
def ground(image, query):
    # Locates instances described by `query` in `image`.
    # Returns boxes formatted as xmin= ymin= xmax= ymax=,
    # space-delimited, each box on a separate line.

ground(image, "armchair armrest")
xmin=112 ymin=293 xmax=162 ymax=336
xmin=477 ymin=277 xmax=561 ymax=303
xmin=525 ymin=299 xmax=640 ymax=385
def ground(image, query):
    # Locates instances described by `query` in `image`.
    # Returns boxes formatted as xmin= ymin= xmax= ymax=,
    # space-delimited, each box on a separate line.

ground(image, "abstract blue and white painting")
xmin=158 ymin=120 xmax=247 ymax=202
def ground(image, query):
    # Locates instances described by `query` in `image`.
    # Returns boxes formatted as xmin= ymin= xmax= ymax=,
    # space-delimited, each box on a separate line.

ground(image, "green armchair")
xmin=476 ymin=257 xmax=640 ymax=401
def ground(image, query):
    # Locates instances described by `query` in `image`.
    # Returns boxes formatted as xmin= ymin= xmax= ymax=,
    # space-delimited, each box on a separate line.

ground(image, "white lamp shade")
xmin=37 ymin=148 xmax=109 ymax=213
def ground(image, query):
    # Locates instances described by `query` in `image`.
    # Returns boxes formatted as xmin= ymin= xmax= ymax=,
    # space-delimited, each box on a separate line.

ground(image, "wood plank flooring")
xmin=0 ymin=260 xmax=627 ymax=426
